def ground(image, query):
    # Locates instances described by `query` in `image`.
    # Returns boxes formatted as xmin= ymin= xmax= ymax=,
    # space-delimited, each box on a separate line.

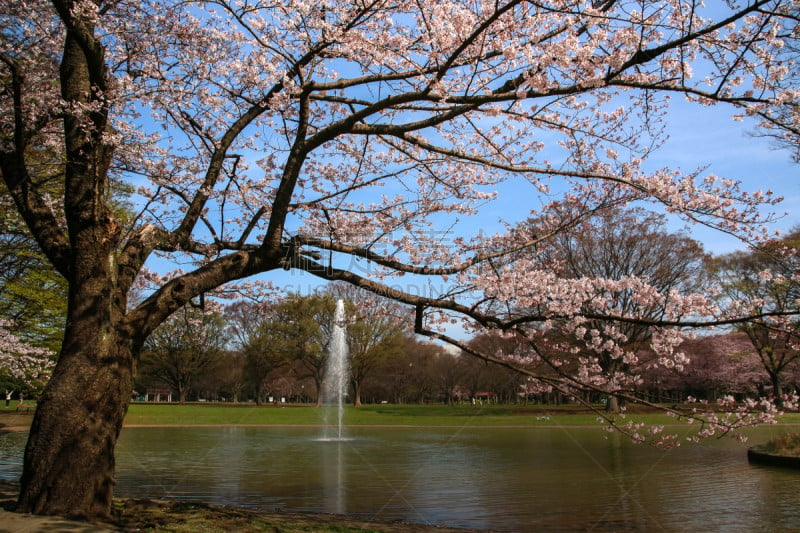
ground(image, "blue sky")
xmin=463 ymin=99 xmax=800 ymax=257
xmin=645 ymin=103 xmax=799 ymax=254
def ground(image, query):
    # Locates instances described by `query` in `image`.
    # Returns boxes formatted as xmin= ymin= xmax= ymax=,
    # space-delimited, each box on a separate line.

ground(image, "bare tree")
xmin=139 ymin=307 xmax=226 ymax=402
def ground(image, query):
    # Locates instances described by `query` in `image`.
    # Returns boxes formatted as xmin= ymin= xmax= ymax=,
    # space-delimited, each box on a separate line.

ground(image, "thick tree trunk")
xmin=255 ymin=381 xmax=265 ymax=406
xmin=605 ymin=394 xmax=620 ymax=413
xmin=353 ymin=380 xmax=362 ymax=408
xmin=771 ymin=373 xmax=784 ymax=407
xmin=315 ymin=376 xmax=323 ymax=407
xmin=17 ymin=325 xmax=133 ymax=518
xmin=16 ymin=218 xmax=131 ymax=518
xmin=17 ymin=121 xmax=130 ymax=517
xmin=13 ymin=10 xmax=136 ymax=518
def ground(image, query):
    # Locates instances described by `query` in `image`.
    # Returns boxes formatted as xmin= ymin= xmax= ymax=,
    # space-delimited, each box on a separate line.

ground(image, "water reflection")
xmin=1 ymin=426 xmax=799 ymax=531
xmin=320 ymin=440 xmax=345 ymax=514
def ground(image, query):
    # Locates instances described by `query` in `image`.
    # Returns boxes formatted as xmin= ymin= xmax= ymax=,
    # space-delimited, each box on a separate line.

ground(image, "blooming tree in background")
xmin=712 ymin=228 xmax=800 ymax=404
xmin=519 ymin=207 xmax=710 ymax=413
xmin=644 ymin=332 xmax=766 ymax=401
xmin=1 ymin=0 xmax=799 ymax=518
xmin=0 ymin=320 xmax=54 ymax=391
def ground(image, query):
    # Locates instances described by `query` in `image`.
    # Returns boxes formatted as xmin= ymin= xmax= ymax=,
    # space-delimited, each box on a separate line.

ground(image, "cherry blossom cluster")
xmin=0 ymin=320 xmax=54 ymax=386
xmin=12 ymin=0 xmax=781 ymax=269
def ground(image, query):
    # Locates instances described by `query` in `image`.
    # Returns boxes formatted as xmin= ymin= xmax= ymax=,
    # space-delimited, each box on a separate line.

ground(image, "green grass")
xmin=758 ymin=431 xmax=800 ymax=456
xmin=5 ymin=402 xmax=799 ymax=429
xmin=123 ymin=402 xmax=703 ymax=428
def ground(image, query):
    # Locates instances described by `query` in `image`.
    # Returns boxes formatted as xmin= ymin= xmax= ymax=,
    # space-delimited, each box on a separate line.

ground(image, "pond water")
xmin=1 ymin=426 xmax=800 ymax=531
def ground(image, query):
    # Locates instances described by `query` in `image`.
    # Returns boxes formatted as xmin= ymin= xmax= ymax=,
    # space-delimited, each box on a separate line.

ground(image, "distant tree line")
xmin=133 ymin=308 xmax=800 ymax=408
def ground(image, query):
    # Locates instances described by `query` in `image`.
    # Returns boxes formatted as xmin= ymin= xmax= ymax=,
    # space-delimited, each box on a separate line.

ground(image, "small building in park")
xmin=473 ymin=392 xmax=496 ymax=405
xmin=145 ymin=389 xmax=173 ymax=402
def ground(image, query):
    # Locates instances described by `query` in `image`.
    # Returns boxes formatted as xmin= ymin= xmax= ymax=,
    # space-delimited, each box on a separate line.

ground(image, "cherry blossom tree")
xmin=1 ymin=0 xmax=799 ymax=518
xmin=712 ymin=229 xmax=800 ymax=404
xmin=0 ymin=320 xmax=55 ymax=393
xmin=536 ymin=207 xmax=710 ymax=412
xmin=638 ymin=332 xmax=764 ymax=402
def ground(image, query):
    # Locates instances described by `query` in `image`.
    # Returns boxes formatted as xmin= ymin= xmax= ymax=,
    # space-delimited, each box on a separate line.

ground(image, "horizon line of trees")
xmin=134 ymin=308 xmax=800 ymax=409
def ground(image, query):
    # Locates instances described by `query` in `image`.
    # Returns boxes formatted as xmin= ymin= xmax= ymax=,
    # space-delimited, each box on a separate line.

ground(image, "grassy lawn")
xmin=4 ymin=402 xmax=800 ymax=429
xmin=123 ymin=402 xmax=628 ymax=427
xmin=122 ymin=402 xmax=800 ymax=428
xmin=122 ymin=402 xmax=617 ymax=426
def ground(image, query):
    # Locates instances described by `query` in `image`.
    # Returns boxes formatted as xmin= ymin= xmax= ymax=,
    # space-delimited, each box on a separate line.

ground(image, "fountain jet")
xmin=322 ymin=299 xmax=349 ymax=440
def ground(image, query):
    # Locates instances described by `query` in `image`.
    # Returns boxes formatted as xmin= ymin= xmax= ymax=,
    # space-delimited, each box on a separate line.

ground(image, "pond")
xmin=1 ymin=426 xmax=799 ymax=531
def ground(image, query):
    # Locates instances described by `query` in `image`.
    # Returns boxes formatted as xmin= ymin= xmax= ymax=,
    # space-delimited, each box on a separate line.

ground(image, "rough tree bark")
xmin=18 ymin=326 xmax=133 ymax=517
xmin=352 ymin=379 xmax=363 ymax=408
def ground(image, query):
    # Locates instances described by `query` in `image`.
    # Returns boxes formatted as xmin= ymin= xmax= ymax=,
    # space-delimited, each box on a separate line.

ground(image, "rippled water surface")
xmin=2 ymin=426 xmax=799 ymax=531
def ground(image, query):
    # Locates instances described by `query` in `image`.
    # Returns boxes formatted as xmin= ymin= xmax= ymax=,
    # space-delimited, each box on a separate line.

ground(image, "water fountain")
xmin=321 ymin=299 xmax=349 ymax=441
